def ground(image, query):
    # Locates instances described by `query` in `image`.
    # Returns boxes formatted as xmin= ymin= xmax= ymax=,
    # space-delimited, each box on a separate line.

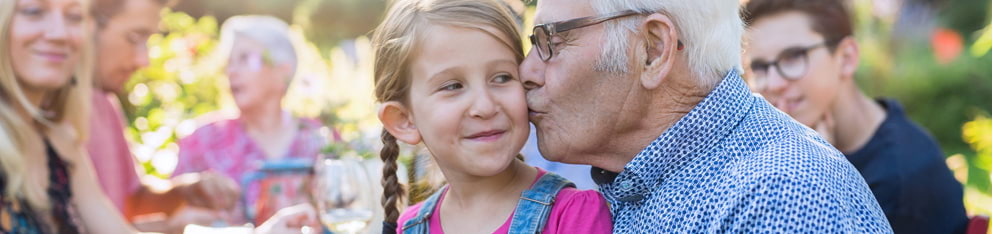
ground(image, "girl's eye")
xmin=492 ymin=74 xmax=513 ymax=84
xmin=19 ymin=7 xmax=44 ymax=17
xmin=440 ymin=82 xmax=463 ymax=91
xmin=66 ymin=11 xmax=84 ymax=23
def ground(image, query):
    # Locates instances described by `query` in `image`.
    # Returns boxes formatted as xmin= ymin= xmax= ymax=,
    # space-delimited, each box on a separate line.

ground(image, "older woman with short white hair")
xmin=174 ymin=15 xmax=334 ymax=226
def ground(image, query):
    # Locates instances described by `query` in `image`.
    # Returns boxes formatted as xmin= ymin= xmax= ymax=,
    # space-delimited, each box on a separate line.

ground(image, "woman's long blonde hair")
xmin=0 ymin=0 xmax=94 ymax=212
xmin=370 ymin=0 xmax=524 ymax=223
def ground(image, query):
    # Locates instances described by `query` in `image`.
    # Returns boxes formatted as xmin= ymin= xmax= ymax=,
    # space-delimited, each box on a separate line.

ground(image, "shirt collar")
xmin=600 ymin=69 xmax=756 ymax=196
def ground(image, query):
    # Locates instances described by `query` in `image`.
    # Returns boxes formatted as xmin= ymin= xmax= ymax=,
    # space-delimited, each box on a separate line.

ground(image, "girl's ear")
xmin=379 ymin=101 xmax=422 ymax=145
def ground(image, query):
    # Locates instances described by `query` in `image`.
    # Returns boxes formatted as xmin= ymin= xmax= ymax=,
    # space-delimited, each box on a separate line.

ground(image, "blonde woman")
xmin=0 ymin=0 xmax=137 ymax=232
xmin=0 ymin=0 xmax=315 ymax=232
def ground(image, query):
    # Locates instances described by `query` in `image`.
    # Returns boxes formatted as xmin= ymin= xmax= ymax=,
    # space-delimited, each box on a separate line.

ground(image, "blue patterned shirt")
xmin=595 ymin=70 xmax=892 ymax=233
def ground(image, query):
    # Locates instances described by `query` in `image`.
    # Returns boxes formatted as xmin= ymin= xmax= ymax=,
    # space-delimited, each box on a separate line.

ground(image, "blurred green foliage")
xmin=293 ymin=0 xmax=387 ymax=51
xmin=172 ymin=0 xmax=388 ymax=56
xmin=960 ymin=115 xmax=992 ymax=214
xmin=940 ymin=0 xmax=992 ymax=33
xmin=122 ymin=10 xmax=225 ymax=178
xmin=851 ymin=0 xmax=992 ymax=214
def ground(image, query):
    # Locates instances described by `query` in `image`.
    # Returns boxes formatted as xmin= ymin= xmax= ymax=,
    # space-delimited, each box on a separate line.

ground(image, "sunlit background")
xmin=122 ymin=0 xmax=992 ymax=216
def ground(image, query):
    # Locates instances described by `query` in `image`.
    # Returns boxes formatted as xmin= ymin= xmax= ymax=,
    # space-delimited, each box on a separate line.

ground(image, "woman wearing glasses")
xmin=173 ymin=15 xmax=337 ymax=226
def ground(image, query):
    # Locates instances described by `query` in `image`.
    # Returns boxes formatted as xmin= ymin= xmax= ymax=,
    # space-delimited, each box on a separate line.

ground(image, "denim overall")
xmin=401 ymin=173 xmax=575 ymax=234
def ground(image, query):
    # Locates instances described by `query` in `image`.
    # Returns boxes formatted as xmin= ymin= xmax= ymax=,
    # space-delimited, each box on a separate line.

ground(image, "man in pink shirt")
xmin=87 ymin=0 xmax=240 ymax=232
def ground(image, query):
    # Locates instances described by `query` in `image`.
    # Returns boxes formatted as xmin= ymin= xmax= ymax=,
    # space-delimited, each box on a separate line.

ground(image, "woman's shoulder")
xmin=396 ymin=201 xmax=427 ymax=230
xmin=193 ymin=118 xmax=241 ymax=135
xmin=297 ymin=117 xmax=323 ymax=130
xmin=47 ymin=121 xmax=78 ymax=141
xmin=180 ymin=118 xmax=240 ymax=145
xmin=45 ymin=122 xmax=84 ymax=163
xmin=174 ymin=118 xmax=245 ymax=164
xmin=295 ymin=117 xmax=342 ymax=142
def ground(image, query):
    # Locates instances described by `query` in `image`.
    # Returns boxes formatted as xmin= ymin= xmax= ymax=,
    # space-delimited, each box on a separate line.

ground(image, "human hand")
xmin=166 ymin=206 xmax=224 ymax=234
xmin=132 ymin=206 xmax=224 ymax=234
xmin=254 ymin=204 xmax=320 ymax=234
xmin=176 ymin=171 xmax=241 ymax=210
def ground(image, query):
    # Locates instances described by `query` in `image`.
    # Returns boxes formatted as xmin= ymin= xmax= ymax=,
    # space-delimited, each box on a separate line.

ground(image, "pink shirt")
xmin=175 ymin=117 xmax=334 ymax=224
xmin=396 ymin=169 xmax=613 ymax=234
xmin=86 ymin=90 xmax=141 ymax=213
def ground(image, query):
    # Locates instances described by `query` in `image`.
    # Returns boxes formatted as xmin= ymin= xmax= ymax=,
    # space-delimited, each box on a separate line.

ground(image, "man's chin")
xmin=99 ymin=84 xmax=123 ymax=94
xmin=97 ymin=76 xmax=129 ymax=93
xmin=537 ymin=143 xmax=570 ymax=163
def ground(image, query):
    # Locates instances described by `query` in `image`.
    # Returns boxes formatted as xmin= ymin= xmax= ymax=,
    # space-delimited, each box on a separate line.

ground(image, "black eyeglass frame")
xmin=749 ymin=38 xmax=845 ymax=87
xmin=529 ymin=10 xmax=681 ymax=61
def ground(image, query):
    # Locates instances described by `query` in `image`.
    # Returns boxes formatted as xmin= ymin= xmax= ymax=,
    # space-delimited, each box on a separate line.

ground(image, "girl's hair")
xmin=0 ymin=0 xmax=94 ymax=213
xmin=370 ymin=0 xmax=524 ymax=223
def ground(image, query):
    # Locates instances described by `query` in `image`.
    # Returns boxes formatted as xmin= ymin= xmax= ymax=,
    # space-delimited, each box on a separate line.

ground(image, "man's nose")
xmin=520 ymin=48 xmax=545 ymax=91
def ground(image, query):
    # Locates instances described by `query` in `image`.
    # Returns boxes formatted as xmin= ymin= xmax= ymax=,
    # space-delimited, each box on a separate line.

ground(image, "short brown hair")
xmin=743 ymin=0 xmax=853 ymax=50
xmin=91 ymin=0 xmax=175 ymax=27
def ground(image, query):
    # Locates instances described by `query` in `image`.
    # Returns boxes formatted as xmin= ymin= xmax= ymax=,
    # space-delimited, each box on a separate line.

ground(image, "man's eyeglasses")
xmin=529 ymin=10 xmax=682 ymax=61
xmin=749 ymin=39 xmax=840 ymax=90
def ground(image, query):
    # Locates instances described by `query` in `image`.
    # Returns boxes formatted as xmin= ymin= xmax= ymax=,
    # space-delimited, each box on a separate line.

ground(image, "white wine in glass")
xmin=313 ymin=156 xmax=375 ymax=234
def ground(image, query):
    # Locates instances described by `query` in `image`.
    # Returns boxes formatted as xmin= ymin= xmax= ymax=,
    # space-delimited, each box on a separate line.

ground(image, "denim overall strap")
xmin=507 ymin=172 xmax=575 ymax=234
xmin=401 ymin=186 xmax=447 ymax=234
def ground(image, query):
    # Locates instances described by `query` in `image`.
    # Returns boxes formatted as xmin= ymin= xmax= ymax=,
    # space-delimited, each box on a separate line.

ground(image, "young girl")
xmin=370 ymin=0 xmax=613 ymax=233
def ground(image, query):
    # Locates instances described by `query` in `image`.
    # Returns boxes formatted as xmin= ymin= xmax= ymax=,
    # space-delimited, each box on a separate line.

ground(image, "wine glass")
xmin=313 ymin=156 xmax=375 ymax=234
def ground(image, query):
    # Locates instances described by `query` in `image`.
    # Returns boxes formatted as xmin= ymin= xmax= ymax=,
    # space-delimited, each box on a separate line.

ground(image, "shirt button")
xmin=620 ymin=181 xmax=633 ymax=190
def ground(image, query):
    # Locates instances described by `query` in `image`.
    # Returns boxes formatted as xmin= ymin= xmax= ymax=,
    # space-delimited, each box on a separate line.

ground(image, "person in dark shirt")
xmin=743 ymin=0 xmax=968 ymax=233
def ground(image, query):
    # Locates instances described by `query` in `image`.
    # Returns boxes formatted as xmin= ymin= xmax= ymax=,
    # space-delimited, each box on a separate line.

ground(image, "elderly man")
xmin=520 ymin=0 xmax=891 ymax=232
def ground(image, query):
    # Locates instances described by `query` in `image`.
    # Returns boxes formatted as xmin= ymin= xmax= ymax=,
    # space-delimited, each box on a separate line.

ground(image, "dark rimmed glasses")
xmin=529 ymin=10 xmax=644 ymax=61
xmin=749 ymin=39 xmax=842 ymax=90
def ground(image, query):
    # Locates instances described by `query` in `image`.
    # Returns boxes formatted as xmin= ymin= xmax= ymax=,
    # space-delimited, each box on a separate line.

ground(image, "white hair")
xmin=220 ymin=15 xmax=298 ymax=76
xmin=591 ymin=0 xmax=744 ymax=89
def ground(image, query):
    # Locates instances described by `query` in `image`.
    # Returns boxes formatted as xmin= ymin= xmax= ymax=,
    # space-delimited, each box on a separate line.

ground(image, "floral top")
xmin=175 ymin=117 xmax=335 ymax=225
xmin=0 ymin=140 xmax=82 ymax=233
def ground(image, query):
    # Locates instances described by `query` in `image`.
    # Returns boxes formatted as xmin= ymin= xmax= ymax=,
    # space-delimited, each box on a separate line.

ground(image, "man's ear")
xmin=378 ymin=101 xmax=422 ymax=145
xmin=638 ymin=13 xmax=679 ymax=90
xmin=835 ymin=37 xmax=860 ymax=82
